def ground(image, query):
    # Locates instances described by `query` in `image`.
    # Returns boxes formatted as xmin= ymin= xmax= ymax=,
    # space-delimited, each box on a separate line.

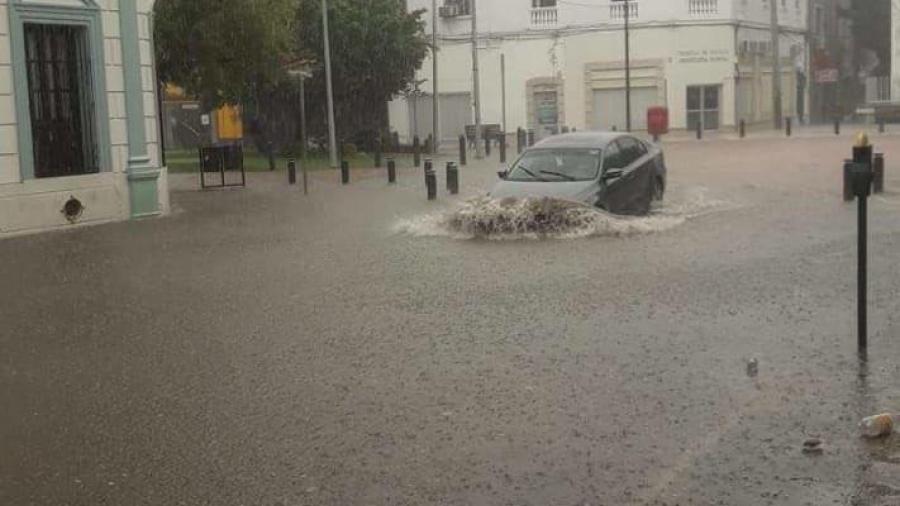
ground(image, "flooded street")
xmin=4 ymin=134 xmax=900 ymax=505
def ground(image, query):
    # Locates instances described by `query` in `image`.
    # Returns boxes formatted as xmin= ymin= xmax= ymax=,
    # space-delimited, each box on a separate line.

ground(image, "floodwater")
xmin=3 ymin=134 xmax=900 ymax=505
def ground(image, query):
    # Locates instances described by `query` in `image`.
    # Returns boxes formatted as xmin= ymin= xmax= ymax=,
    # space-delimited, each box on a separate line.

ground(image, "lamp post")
xmin=613 ymin=0 xmax=632 ymax=131
xmin=322 ymin=0 xmax=338 ymax=169
xmin=286 ymin=61 xmax=313 ymax=194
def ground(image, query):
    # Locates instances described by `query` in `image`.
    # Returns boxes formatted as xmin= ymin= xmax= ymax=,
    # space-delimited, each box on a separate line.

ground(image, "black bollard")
xmin=786 ymin=117 xmax=792 ymax=137
xmin=874 ymin=153 xmax=885 ymax=194
xmin=425 ymin=134 xmax=433 ymax=154
xmin=459 ymin=135 xmax=467 ymax=166
xmin=267 ymin=141 xmax=276 ymax=171
xmin=425 ymin=169 xmax=437 ymax=201
xmin=341 ymin=160 xmax=350 ymax=184
xmin=424 ymin=158 xmax=433 ymax=175
xmin=387 ymin=157 xmax=396 ymax=184
xmin=301 ymin=160 xmax=308 ymax=195
xmin=843 ymin=159 xmax=855 ymax=202
xmin=561 ymin=126 xmax=569 ymax=134
xmin=834 ymin=117 xmax=841 ymax=135
xmin=739 ymin=119 xmax=746 ymax=138
xmin=485 ymin=133 xmax=492 ymax=157
xmin=374 ymin=135 xmax=383 ymax=168
xmin=446 ymin=161 xmax=459 ymax=195
xmin=288 ymin=159 xmax=297 ymax=185
xmin=527 ymin=129 xmax=535 ymax=147
xmin=879 ymin=120 xmax=886 ymax=134
xmin=696 ymin=120 xmax=702 ymax=140
xmin=499 ymin=133 xmax=507 ymax=163
xmin=516 ymin=128 xmax=524 ymax=154
xmin=413 ymin=136 xmax=421 ymax=168
xmin=571 ymin=127 xmax=576 ymax=132
xmin=612 ymin=125 xmax=617 ymax=132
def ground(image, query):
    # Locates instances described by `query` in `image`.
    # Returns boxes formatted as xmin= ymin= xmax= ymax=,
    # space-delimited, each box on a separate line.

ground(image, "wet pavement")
xmin=3 ymin=132 xmax=900 ymax=505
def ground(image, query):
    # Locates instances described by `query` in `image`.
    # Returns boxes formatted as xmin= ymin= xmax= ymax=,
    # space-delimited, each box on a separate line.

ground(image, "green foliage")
xmin=294 ymin=0 xmax=429 ymax=140
xmin=154 ymin=0 xmax=296 ymax=107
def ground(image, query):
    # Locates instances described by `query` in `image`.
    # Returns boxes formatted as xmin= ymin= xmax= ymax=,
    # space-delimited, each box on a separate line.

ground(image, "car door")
xmin=601 ymin=137 xmax=654 ymax=215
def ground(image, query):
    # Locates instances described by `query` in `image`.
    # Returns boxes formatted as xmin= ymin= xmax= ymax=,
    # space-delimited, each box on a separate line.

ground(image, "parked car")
xmin=491 ymin=132 xmax=667 ymax=215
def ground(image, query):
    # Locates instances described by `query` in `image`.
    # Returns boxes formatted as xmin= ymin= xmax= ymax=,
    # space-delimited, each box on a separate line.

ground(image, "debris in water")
xmin=746 ymin=358 xmax=759 ymax=378
xmin=860 ymin=414 xmax=897 ymax=438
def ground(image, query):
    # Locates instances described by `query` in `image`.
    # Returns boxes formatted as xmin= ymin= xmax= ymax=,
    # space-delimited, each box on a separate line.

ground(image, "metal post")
xmin=288 ymin=159 xmax=297 ymax=185
xmin=387 ymin=157 xmax=396 ymax=184
xmin=835 ymin=117 xmax=841 ymax=135
xmin=852 ymin=137 xmax=873 ymax=352
xmin=624 ymin=0 xmax=632 ymax=132
xmin=517 ymin=128 xmax=524 ymax=154
xmin=879 ymin=120 xmax=885 ymax=134
xmin=299 ymin=76 xmax=308 ymax=162
xmin=484 ymin=132 xmax=491 ymax=157
xmin=413 ymin=136 xmax=421 ymax=167
xmin=424 ymin=158 xmax=433 ymax=175
xmin=459 ymin=135 xmax=467 ymax=165
xmin=858 ymin=185 xmax=868 ymax=352
xmin=696 ymin=120 xmax=702 ymax=140
xmin=501 ymin=53 xmax=507 ymax=133
xmin=499 ymin=132 xmax=507 ymax=163
xmin=471 ymin=0 xmax=483 ymax=159
xmin=770 ymin=0 xmax=783 ymax=130
xmin=432 ymin=0 xmax=440 ymax=155
xmin=786 ymin=117 xmax=792 ymax=137
xmin=446 ymin=161 xmax=459 ymax=194
xmin=341 ymin=160 xmax=349 ymax=185
xmin=268 ymin=141 xmax=275 ymax=171
xmin=322 ymin=0 xmax=339 ymax=169
xmin=739 ymin=119 xmax=746 ymax=138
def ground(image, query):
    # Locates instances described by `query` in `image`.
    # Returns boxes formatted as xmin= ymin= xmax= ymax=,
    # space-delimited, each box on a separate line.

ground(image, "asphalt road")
xmin=4 ymin=132 xmax=900 ymax=505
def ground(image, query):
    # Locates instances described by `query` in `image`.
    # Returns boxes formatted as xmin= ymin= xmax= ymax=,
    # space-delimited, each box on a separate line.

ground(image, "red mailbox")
xmin=647 ymin=106 xmax=669 ymax=136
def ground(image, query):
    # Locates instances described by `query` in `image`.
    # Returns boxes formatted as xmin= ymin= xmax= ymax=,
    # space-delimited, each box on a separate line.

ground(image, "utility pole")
xmin=322 ymin=0 xmax=339 ymax=169
xmin=770 ymin=0 xmax=783 ymax=129
xmin=472 ymin=0 xmax=484 ymax=159
xmin=624 ymin=0 xmax=631 ymax=132
xmin=432 ymin=0 xmax=440 ymax=154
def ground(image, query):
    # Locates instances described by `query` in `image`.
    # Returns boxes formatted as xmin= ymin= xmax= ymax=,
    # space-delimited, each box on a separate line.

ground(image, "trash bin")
xmin=647 ymin=107 xmax=669 ymax=137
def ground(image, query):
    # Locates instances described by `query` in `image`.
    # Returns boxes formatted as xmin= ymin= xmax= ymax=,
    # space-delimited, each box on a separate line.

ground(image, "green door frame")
xmin=8 ymin=0 xmax=112 ymax=181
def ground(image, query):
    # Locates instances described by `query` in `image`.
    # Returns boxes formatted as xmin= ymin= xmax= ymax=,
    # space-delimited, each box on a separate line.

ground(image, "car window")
xmin=603 ymin=143 xmax=624 ymax=171
xmin=507 ymin=149 xmax=601 ymax=182
xmin=631 ymin=138 xmax=647 ymax=156
xmin=615 ymin=139 xmax=639 ymax=168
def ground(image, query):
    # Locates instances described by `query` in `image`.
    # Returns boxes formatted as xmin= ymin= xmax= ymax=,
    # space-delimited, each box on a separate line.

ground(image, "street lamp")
xmin=286 ymin=64 xmax=313 ymax=162
xmin=612 ymin=0 xmax=632 ymax=132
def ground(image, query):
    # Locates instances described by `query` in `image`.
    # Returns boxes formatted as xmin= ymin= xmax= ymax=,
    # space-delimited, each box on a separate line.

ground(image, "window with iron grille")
xmin=23 ymin=24 xmax=99 ymax=178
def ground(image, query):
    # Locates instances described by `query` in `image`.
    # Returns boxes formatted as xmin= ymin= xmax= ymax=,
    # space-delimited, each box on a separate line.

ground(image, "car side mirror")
xmin=497 ymin=170 xmax=508 ymax=180
xmin=602 ymin=168 xmax=624 ymax=181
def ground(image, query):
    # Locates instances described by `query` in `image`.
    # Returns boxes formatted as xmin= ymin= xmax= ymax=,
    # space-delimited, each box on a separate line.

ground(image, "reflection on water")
xmin=393 ymin=187 xmax=732 ymax=240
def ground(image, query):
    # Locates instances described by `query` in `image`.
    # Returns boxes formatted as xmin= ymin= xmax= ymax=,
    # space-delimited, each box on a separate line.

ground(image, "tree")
xmin=153 ymin=0 xmax=296 ymax=107
xmin=294 ymin=0 xmax=429 ymax=147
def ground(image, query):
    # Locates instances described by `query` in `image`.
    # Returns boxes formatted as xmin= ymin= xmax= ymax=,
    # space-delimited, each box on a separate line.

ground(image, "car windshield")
xmin=507 ymin=148 xmax=602 ymax=182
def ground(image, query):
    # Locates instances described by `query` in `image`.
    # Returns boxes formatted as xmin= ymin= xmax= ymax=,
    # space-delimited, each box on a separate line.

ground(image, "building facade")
xmin=390 ymin=0 xmax=809 ymax=142
xmin=0 ymin=0 xmax=167 ymax=237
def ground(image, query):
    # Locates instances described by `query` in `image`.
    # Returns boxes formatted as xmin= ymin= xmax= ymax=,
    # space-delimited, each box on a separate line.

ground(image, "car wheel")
xmin=653 ymin=177 xmax=665 ymax=201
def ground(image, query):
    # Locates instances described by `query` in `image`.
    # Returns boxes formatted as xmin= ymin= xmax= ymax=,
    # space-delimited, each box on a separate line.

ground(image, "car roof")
xmin=529 ymin=131 xmax=627 ymax=150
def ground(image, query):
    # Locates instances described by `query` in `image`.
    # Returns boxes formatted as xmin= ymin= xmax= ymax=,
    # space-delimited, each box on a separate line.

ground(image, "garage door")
xmin=410 ymin=93 xmax=472 ymax=142
xmin=592 ymin=87 xmax=659 ymax=131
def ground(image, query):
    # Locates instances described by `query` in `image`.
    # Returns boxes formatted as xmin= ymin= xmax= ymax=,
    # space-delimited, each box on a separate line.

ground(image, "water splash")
xmin=393 ymin=187 xmax=732 ymax=240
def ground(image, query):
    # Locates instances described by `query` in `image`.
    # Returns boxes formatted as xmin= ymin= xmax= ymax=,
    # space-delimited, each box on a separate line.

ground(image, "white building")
xmin=0 ymin=0 xmax=168 ymax=237
xmin=390 ymin=0 xmax=809 ymax=142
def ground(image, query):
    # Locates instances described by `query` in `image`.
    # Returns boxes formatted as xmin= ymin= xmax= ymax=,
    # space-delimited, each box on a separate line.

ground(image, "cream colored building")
xmin=0 ymin=0 xmax=168 ymax=237
xmin=390 ymin=0 xmax=809 ymax=142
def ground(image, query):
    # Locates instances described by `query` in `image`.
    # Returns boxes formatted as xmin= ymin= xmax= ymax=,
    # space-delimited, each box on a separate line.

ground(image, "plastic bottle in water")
xmin=859 ymin=414 xmax=897 ymax=438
